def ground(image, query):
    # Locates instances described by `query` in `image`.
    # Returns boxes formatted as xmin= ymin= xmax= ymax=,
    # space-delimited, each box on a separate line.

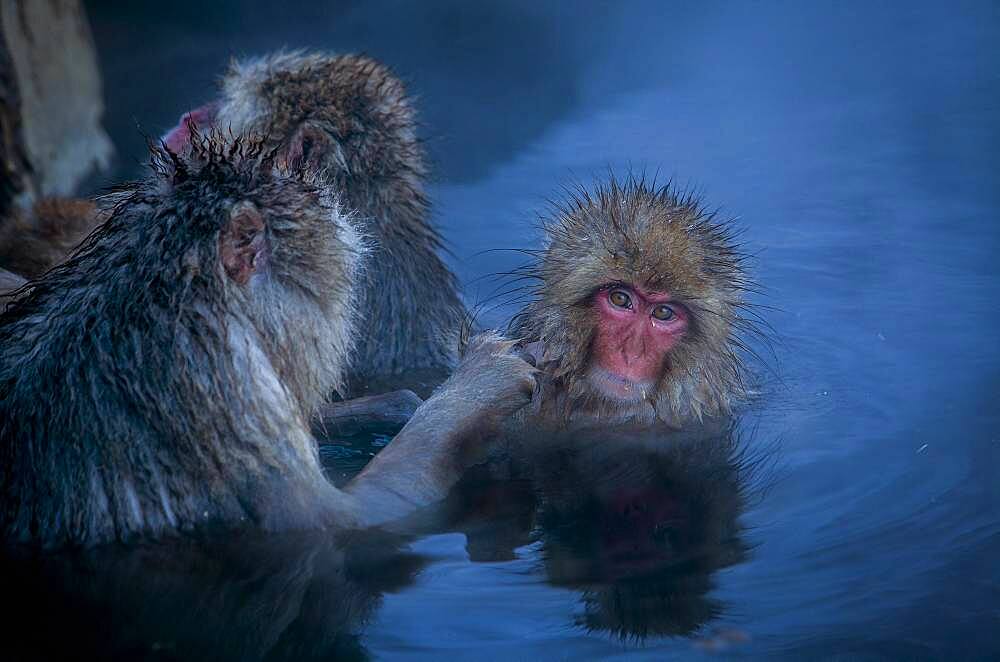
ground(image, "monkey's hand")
xmin=341 ymin=332 xmax=536 ymax=527
xmin=448 ymin=331 xmax=538 ymax=419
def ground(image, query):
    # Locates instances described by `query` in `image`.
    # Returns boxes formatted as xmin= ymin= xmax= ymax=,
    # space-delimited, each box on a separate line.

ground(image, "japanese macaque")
xmin=510 ymin=177 xmax=757 ymax=426
xmin=163 ymin=51 xmax=466 ymax=392
xmin=0 ymin=134 xmax=535 ymax=549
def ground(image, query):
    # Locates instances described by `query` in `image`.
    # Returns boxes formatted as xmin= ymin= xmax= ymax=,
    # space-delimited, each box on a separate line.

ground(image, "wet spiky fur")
xmin=0 ymin=133 xmax=365 ymax=548
xmin=510 ymin=177 xmax=757 ymax=426
xmin=214 ymin=51 xmax=465 ymax=389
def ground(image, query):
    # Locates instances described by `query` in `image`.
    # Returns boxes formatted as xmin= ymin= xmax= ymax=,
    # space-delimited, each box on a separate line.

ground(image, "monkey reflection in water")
xmin=1 ymin=530 xmax=423 ymax=661
xmin=533 ymin=427 xmax=760 ymax=640
xmin=329 ymin=423 xmax=766 ymax=642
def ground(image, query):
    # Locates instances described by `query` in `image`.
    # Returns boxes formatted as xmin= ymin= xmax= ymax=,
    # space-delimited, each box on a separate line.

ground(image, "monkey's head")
xmin=512 ymin=178 xmax=753 ymax=426
xmin=103 ymin=133 xmax=364 ymax=407
xmin=165 ymin=51 xmax=422 ymax=217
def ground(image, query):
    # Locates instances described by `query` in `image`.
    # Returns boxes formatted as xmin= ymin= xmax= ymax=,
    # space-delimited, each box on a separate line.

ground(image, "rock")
xmin=0 ymin=0 xmax=112 ymax=211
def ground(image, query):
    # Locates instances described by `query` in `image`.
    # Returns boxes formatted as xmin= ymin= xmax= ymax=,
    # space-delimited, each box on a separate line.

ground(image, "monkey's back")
xmin=0 ymin=139 xmax=348 ymax=548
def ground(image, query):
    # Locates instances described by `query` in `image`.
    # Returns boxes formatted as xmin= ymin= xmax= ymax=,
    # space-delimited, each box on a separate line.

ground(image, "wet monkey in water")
xmin=510 ymin=176 xmax=762 ymax=427
xmin=163 ymin=51 xmax=466 ymax=392
xmin=0 ymin=133 xmax=535 ymax=549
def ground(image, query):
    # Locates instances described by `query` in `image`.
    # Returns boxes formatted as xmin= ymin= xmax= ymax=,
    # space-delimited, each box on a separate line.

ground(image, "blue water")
xmin=70 ymin=1 xmax=1000 ymax=658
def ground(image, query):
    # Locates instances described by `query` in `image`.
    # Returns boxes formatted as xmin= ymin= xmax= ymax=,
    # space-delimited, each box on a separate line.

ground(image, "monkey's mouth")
xmin=585 ymin=367 xmax=655 ymax=403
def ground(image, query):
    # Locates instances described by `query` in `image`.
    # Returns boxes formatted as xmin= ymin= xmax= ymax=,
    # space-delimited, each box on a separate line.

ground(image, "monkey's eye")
xmin=651 ymin=304 xmax=676 ymax=321
xmin=608 ymin=290 xmax=632 ymax=309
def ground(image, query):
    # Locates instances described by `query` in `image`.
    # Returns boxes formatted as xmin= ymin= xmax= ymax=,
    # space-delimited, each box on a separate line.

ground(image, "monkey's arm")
xmin=339 ymin=334 xmax=536 ymax=528
xmin=313 ymin=390 xmax=423 ymax=440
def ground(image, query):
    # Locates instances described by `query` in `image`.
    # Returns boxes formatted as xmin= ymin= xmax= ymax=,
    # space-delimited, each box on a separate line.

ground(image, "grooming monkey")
xmin=164 ymin=51 xmax=466 ymax=392
xmin=510 ymin=177 xmax=758 ymax=427
xmin=0 ymin=133 xmax=535 ymax=549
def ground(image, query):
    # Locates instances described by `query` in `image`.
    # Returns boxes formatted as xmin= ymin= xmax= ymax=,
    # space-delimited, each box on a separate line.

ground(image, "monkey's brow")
xmin=569 ymin=282 xmax=618 ymax=309
xmin=581 ymin=282 xmax=621 ymax=300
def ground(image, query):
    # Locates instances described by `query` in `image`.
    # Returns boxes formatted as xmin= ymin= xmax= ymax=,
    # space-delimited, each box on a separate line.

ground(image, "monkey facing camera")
xmin=510 ymin=177 xmax=764 ymax=427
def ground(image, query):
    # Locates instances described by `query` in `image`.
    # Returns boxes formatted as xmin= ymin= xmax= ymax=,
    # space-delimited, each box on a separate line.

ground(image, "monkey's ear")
xmin=162 ymin=102 xmax=219 ymax=153
xmin=220 ymin=203 xmax=267 ymax=285
xmin=284 ymin=124 xmax=337 ymax=172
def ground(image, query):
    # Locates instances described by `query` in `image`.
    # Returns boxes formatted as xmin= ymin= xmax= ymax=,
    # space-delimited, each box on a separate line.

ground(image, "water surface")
xmin=58 ymin=1 xmax=1000 ymax=658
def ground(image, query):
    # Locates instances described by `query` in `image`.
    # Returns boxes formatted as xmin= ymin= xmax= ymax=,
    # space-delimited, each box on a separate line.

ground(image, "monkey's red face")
xmin=586 ymin=285 xmax=688 ymax=401
xmin=163 ymin=103 xmax=219 ymax=154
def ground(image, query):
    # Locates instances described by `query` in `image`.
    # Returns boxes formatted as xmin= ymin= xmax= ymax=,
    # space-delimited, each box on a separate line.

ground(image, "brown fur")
xmin=0 ymin=198 xmax=101 ymax=278
xmin=212 ymin=51 xmax=466 ymax=390
xmin=511 ymin=176 xmax=757 ymax=426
